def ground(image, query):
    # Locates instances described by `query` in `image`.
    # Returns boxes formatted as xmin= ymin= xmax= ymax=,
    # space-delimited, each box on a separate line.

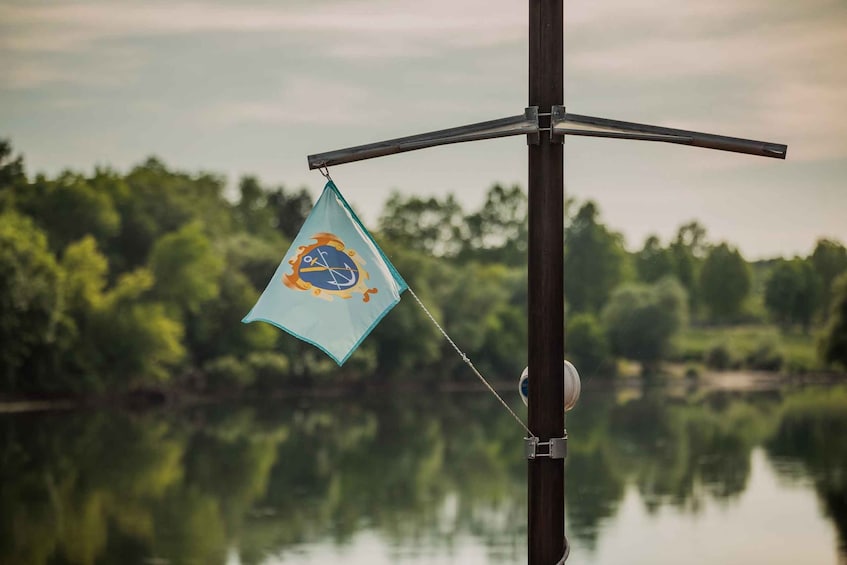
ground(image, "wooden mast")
xmin=527 ymin=0 xmax=566 ymax=563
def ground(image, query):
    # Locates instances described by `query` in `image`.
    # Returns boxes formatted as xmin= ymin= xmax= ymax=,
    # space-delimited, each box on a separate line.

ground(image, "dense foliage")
xmin=700 ymin=243 xmax=751 ymax=322
xmin=603 ymin=278 xmax=688 ymax=374
xmin=0 ymin=139 xmax=845 ymax=394
xmin=764 ymin=259 xmax=821 ymax=331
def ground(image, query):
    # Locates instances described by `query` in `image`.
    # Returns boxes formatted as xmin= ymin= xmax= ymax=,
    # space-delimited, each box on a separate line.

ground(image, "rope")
xmin=407 ymin=287 xmax=536 ymax=438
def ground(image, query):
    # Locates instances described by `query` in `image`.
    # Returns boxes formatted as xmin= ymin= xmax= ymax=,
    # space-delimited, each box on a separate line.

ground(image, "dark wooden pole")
xmin=528 ymin=0 xmax=565 ymax=564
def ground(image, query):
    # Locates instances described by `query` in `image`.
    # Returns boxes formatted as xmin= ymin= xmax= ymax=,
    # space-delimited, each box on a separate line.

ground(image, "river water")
xmin=1 ymin=381 xmax=845 ymax=564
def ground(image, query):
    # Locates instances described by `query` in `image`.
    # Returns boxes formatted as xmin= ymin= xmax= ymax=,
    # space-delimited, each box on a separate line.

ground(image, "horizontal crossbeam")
xmin=551 ymin=106 xmax=787 ymax=159
xmin=305 ymin=105 xmax=787 ymax=171
xmin=308 ymin=107 xmax=539 ymax=169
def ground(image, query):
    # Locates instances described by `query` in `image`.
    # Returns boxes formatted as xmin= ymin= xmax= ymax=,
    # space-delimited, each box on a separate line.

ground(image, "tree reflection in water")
xmin=766 ymin=387 xmax=847 ymax=555
xmin=0 ymin=385 xmax=845 ymax=564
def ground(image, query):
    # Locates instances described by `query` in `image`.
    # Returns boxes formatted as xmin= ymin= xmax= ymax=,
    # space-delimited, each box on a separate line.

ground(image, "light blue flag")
xmin=243 ymin=181 xmax=407 ymax=365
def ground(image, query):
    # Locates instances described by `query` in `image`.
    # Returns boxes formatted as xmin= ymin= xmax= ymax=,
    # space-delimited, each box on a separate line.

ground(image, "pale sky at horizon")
xmin=2 ymin=0 xmax=845 ymax=260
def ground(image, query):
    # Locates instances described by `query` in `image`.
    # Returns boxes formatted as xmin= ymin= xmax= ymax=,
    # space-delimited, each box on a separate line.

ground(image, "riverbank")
xmin=3 ymin=366 xmax=844 ymax=415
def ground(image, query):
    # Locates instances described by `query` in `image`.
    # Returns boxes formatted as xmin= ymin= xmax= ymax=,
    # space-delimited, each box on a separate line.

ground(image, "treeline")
xmin=1 ymin=140 xmax=846 ymax=395
xmin=564 ymin=204 xmax=847 ymax=374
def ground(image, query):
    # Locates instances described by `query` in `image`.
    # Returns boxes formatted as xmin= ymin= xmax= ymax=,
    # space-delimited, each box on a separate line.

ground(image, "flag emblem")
xmin=243 ymin=181 xmax=407 ymax=365
xmin=283 ymin=233 xmax=378 ymax=302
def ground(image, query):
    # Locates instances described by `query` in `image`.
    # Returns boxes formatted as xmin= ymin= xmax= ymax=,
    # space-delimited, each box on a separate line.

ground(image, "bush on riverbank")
xmin=673 ymin=325 xmax=820 ymax=375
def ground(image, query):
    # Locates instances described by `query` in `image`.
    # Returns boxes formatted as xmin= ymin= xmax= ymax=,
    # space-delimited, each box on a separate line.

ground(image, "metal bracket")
xmin=550 ymin=105 xmax=566 ymax=145
xmin=308 ymin=107 xmax=540 ymax=169
xmin=550 ymin=105 xmax=787 ymax=159
xmin=526 ymin=106 xmax=540 ymax=146
xmin=525 ymin=433 xmax=568 ymax=459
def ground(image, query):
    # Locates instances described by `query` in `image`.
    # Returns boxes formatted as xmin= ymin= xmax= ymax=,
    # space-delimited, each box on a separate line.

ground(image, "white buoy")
xmin=518 ymin=360 xmax=581 ymax=411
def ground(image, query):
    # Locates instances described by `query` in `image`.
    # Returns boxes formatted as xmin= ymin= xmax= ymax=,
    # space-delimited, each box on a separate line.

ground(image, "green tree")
xmin=0 ymin=139 xmax=26 ymax=208
xmin=368 ymin=243 xmax=443 ymax=380
xmin=115 ymin=158 xmax=233 ymax=272
xmin=636 ymin=235 xmax=674 ymax=284
xmin=182 ymin=234 xmax=281 ymax=367
xmin=602 ymin=277 xmax=688 ymax=374
xmin=56 ymin=236 xmax=111 ymax=386
xmin=223 ymin=233 xmax=288 ymax=291
xmin=55 ymin=234 xmax=187 ymax=390
xmin=187 ymin=270 xmax=277 ymax=366
xmin=148 ymin=221 xmax=224 ymax=315
xmin=378 ymin=192 xmax=467 ymax=257
xmin=0 ymin=212 xmax=69 ymax=390
xmin=439 ymin=262 xmax=525 ymax=379
xmin=236 ymin=176 xmax=312 ymax=241
xmin=810 ymin=238 xmax=847 ymax=316
xmin=564 ymin=201 xmax=630 ymax=314
xmin=89 ymin=269 xmax=186 ymax=386
xmin=12 ymin=172 xmax=121 ymax=254
xmin=566 ymin=313 xmax=613 ymax=377
xmin=821 ymin=273 xmax=847 ymax=370
xmin=476 ymin=268 xmax=528 ymax=379
xmin=266 ymin=185 xmax=313 ymax=241
xmin=235 ymin=176 xmax=272 ymax=237
xmin=462 ymin=184 xmax=527 ymax=265
xmin=669 ymin=221 xmax=707 ymax=315
xmin=700 ymin=243 xmax=751 ymax=322
xmin=764 ymin=259 xmax=821 ymax=332
xmin=61 ymin=236 xmax=108 ymax=314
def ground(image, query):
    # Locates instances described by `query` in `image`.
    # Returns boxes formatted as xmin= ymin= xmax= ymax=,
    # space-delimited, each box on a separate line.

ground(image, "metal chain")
xmin=407 ymin=288 xmax=535 ymax=438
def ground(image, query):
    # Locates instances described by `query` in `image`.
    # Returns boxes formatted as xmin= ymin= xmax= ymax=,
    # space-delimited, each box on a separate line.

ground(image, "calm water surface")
xmin=2 ymin=382 xmax=845 ymax=564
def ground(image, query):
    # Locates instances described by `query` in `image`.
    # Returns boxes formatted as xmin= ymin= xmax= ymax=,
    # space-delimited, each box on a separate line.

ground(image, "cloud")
xmin=2 ymin=45 xmax=146 ymax=90
xmin=199 ymin=77 xmax=380 ymax=127
xmin=0 ymin=0 xmax=524 ymax=55
xmin=567 ymin=2 xmax=847 ymax=163
xmin=755 ymin=82 xmax=847 ymax=163
xmin=4 ymin=64 xmax=73 ymax=90
xmin=570 ymin=20 xmax=844 ymax=79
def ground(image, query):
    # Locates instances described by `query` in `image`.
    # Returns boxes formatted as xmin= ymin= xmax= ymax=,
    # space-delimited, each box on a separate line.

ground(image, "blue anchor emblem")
xmin=299 ymin=245 xmax=360 ymax=291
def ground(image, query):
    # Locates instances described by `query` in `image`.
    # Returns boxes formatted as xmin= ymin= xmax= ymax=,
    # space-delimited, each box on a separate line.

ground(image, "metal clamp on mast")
xmin=550 ymin=105 xmax=787 ymax=159
xmin=308 ymin=107 xmax=539 ymax=169
xmin=525 ymin=433 xmax=568 ymax=460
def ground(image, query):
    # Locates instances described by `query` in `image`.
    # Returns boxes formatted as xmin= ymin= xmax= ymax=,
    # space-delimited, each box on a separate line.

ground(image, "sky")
xmin=2 ymin=0 xmax=845 ymax=259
